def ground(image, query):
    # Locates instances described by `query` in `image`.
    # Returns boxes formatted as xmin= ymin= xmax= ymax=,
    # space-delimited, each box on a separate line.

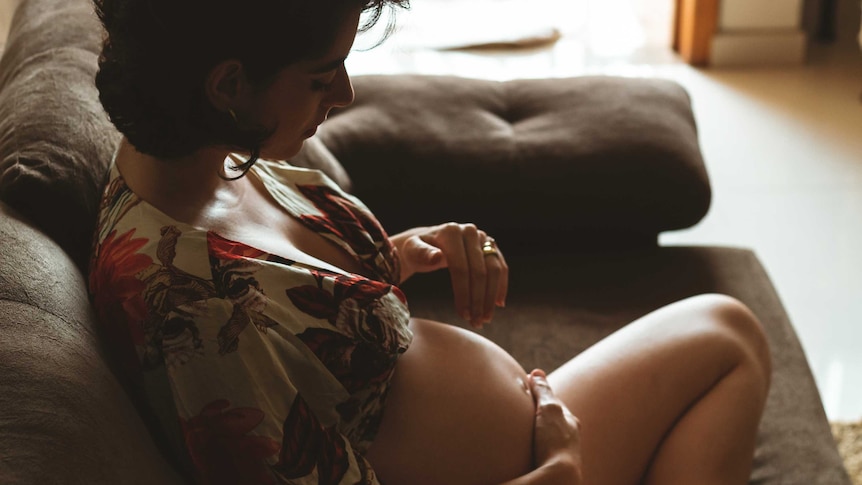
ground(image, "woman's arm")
xmin=389 ymin=223 xmax=508 ymax=328
xmin=389 ymin=226 xmax=441 ymax=283
xmin=502 ymin=370 xmax=584 ymax=485
xmin=500 ymin=459 xmax=581 ymax=485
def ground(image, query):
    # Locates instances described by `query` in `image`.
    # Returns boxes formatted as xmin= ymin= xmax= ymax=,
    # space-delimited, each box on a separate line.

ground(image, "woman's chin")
xmin=304 ymin=125 xmax=319 ymax=139
xmin=260 ymin=140 xmax=305 ymax=162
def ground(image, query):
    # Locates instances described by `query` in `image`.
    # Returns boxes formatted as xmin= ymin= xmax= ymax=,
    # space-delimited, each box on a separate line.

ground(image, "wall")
xmin=721 ymin=0 xmax=804 ymax=29
xmin=710 ymin=0 xmax=808 ymax=65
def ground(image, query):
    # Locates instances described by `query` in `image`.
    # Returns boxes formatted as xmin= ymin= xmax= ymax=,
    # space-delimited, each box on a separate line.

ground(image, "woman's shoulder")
xmin=91 ymin=163 xmax=214 ymax=284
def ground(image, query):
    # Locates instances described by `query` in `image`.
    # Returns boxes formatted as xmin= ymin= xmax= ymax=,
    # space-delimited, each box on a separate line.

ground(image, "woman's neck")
xmin=114 ymin=138 xmax=251 ymax=225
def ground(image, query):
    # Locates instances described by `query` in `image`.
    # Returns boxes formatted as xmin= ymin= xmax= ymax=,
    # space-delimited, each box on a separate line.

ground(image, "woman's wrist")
xmin=389 ymin=226 xmax=433 ymax=283
xmin=389 ymin=230 xmax=415 ymax=283
xmin=541 ymin=456 xmax=582 ymax=484
xmin=499 ymin=457 xmax=581 ymax=485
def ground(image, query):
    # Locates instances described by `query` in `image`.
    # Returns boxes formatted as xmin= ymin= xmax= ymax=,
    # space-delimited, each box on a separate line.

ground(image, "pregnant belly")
xmin=365 ymin=318 xmax=535 ymax=485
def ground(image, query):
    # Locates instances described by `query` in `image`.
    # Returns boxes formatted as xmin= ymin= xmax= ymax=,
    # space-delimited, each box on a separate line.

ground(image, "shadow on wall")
xmin=802 ymin=0 xmax=862 ymax=44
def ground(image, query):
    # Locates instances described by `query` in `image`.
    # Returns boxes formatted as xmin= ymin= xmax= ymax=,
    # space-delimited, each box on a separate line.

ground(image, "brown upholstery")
xmin=0 ymin=0 xmax=850 ymax=483
xmin=0 ymin=0 xmax=116 ymax=272
xmin=0 ymin=202 xmax=185 ymax=484
xmin=321 ymin=75 xmax=710 ymax=252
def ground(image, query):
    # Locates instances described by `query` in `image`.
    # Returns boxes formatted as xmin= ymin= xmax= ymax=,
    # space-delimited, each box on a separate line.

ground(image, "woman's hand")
xmin=529 ymin=369 xmax=583 ymax=483
xmin=391 ymin=223 xmax=508 ymax=328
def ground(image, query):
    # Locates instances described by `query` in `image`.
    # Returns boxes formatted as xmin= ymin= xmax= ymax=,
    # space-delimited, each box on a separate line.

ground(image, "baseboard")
xmin=710 ymin=29 xmax=808 ymax=66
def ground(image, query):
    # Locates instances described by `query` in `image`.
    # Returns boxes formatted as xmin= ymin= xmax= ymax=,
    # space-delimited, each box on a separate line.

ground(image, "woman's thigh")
xmin=547 ymin=294 xmax=767 ymax=485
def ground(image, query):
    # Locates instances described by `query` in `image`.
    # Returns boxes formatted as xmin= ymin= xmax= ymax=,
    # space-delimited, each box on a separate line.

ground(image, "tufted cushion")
xmin=322 ymin=75 xmax=710 ymax=251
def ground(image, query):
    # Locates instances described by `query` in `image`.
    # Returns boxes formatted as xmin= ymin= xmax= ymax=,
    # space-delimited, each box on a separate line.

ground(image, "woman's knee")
xmin=684 ymin=294 xmax=772 ymax=383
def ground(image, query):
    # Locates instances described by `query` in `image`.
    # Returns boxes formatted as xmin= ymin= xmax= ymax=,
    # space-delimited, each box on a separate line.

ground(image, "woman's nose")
xmin=326 ymin=66 xmax=355 ymax=108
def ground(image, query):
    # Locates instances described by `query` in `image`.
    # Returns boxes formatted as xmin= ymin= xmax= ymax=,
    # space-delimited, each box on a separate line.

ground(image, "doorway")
xmin=672 ymin=0 xmax=720 ymax=65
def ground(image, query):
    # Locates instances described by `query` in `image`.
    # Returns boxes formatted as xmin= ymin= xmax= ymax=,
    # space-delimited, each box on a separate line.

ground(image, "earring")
xmin=228 ymin=108 xmax=238 ymax=124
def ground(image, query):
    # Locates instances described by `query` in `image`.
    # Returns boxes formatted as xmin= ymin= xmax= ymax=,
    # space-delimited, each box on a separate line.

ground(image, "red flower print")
xmin=287 ymin=275 xmax=410 ymax=364
xmin=207 ymin=232 xmax=266 ymax=260
xmin=182 ymin=400 xmax=280 ymax=485
xmin=216 ymin=304 xmax=278 ymax=355
xmin=286 ymin=274 xmax=390 ymax=324
xmin=285 ymin=285 xmax=339 ymax=321
xmin=297 ymin=327 xmax=395 ymax=394
xmin=296 ymin=184 xmax=400 ymax=284
xmin=276 ymin=395 xmax=351 ymax=484
xmin=89 ymin=229 xmax=153 ymax=375
xmin=297 ymin=185 xmax=384 ymax=245
xmin=135 ymin=226 xmax=213 ymax=369
xmin=207 ymin=235 xmax=278 ymax=355
xmin=336 ymin=277 xmax=393 ymax=305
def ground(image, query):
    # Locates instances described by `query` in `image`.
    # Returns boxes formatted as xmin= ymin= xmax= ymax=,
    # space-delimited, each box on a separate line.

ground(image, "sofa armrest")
xmin=319 ymin=74 xmax=710 ymax=252
xmin=0 ymin=201 xmax=186 ymax=485
xmin=0 ymin=0 xmax=117 ymax=272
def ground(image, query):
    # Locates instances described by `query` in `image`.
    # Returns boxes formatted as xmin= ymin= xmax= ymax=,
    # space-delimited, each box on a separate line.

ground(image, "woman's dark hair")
xmin=94 ymin=0 xmax=408 ymax=167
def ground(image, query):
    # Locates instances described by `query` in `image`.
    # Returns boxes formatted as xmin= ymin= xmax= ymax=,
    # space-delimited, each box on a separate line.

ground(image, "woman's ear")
xmin=204 ymin=59 xmax=249 ymax=112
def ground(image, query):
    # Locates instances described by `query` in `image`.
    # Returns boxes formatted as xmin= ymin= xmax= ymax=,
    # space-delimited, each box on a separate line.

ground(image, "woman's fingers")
xmin=434 ymin=223 xmax=483 ymax=327
xmin=483 ymin=261 xmax=500 ymax=324
xmin=462 ymin=225 xmax=487 ymax=326
xmin=425 ymin=222 xmax=509 ymax=328
xmin=404 ymin=234 xmax=444 ymax=268
xmin=529 ymin=369 xmax=556 ymax=408
xmin=529 ymin=369 xmax=582 ymax=461
xmin=495 ymin=248 xmax=509 ymax=308
xmin=482 ymin=239 xmax=508 ymax=322
xmin=435 ymin=223 xmax=472 ymax=322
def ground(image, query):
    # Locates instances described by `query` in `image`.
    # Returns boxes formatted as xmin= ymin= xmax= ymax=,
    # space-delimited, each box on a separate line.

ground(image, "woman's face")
xmin=246 ymin=8 xmax=361 ymax=160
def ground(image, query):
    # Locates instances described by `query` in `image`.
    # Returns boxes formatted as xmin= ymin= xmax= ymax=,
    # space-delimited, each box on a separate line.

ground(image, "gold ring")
xmin=482 ymin=239 xmax=499 ymax=257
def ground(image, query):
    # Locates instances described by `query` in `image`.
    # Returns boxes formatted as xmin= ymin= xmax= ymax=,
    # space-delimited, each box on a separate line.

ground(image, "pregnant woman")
xmin=89 ymin=0 xmax=772 ymax=484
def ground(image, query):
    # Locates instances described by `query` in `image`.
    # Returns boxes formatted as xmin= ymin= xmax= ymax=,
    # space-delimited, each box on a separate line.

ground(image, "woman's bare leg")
xmin=547 ymin=294 xmax=771 ymax=485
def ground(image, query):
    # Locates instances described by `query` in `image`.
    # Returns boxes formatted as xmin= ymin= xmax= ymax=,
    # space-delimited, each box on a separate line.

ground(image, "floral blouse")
xmin=89 ymin=158 xmax=413 ymax=484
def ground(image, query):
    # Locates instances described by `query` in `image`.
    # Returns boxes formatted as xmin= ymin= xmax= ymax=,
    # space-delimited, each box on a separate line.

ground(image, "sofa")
xmin=0 ymin=0 xmax=851 ymax=483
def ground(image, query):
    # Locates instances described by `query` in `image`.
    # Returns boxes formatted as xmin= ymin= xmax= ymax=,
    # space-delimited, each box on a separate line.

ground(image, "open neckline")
xmin=109 ymin=158 xmax=364 ymax=279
